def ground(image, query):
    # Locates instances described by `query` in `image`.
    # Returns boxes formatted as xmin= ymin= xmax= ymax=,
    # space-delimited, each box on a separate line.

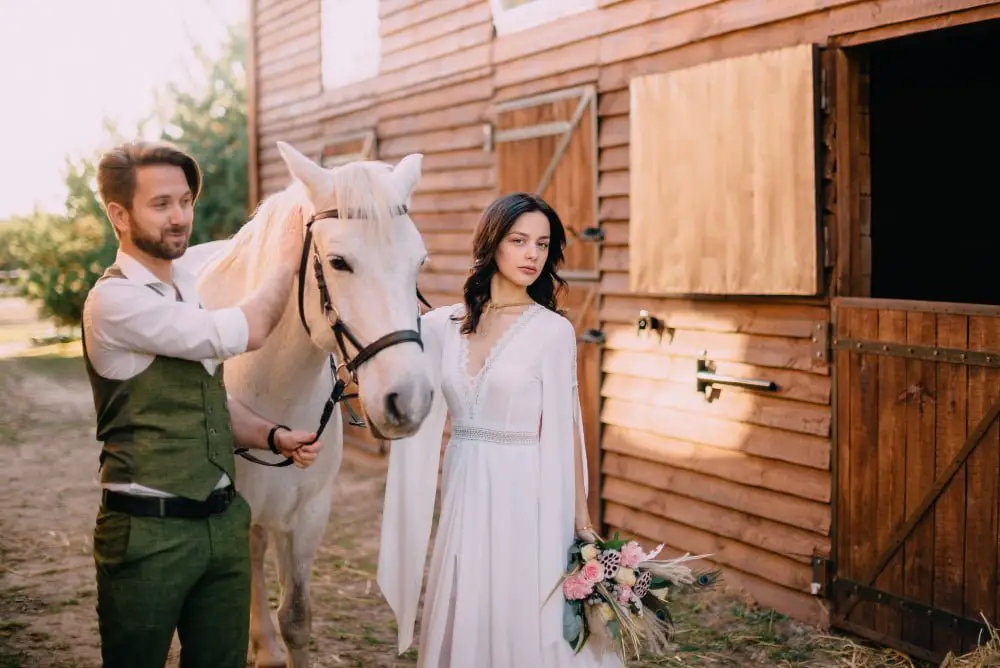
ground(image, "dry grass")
xmin=938 ymin=617 xmax=1000 ymax=668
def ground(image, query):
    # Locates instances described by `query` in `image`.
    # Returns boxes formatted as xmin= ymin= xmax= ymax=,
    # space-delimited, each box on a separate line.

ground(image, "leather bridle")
xmin=235 ymin=204 xmax=429 ymax=468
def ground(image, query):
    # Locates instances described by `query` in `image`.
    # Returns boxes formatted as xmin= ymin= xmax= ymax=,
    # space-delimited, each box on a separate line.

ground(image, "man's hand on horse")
xmin=274 ymin=428 xmax=323 ymax=469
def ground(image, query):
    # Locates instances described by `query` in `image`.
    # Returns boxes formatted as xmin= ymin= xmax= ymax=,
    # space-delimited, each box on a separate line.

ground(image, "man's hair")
xmin=97 ymin=139 xmax=202 ymax=212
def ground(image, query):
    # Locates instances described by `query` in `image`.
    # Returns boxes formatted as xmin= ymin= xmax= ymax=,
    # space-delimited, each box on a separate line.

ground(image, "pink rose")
xmin=620 ymin=541 xmax=645 ymax=568
xmin=563 ymin=574 xmax=594 ymax=600
xmin=618 ymin=585 xmax=634 ymax=605
xmin=580 ymin=560 xmax=605 ymax=584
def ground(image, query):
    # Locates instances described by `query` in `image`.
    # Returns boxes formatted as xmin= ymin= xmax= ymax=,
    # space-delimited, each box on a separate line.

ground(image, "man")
xmin=81 ymin=139 xmax=320 ymax=667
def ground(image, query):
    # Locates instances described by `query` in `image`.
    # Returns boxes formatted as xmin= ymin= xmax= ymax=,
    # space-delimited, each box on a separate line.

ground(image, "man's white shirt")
xmin=82 ymin=250 xmax=250 ymax=498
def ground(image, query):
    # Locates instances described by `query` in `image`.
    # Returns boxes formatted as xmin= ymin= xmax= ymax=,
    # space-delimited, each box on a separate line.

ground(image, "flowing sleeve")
xmin=377 ymin=305 xmax=453 ymax=654
xmin=538 ymin=316 xmax=589 ymax=648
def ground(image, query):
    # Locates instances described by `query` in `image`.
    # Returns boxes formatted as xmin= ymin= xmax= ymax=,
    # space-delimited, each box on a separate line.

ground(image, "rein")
xmin=235 ymin=204 xmax=430 ymax=468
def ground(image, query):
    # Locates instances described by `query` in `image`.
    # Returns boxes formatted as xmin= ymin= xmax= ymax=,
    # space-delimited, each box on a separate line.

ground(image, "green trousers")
xmin=93 ymin=492 xmax=252 ymax=668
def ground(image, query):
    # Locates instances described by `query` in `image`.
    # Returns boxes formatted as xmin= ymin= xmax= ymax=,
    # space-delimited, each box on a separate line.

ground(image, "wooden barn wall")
xmin=250 ymin=0 xmax=998 ymax=629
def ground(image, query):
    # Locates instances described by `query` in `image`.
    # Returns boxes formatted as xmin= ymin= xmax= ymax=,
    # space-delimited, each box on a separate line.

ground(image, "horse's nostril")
xmin=385 ymin=392 xmax=403 ymax=423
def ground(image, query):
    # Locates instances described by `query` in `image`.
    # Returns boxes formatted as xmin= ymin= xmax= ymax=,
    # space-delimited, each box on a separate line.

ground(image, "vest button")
xmin=209 ymin=428 xmax=217 ymax=436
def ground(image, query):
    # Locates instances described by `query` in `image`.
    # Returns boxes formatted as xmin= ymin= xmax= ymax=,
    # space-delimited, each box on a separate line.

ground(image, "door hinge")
xmin=811 ymin=321 xmax=830 ymax=367
xmin=820 ymin=67 xmax=829 ymax=112
xmin=822 ymin=217 xmax=833 ymax=269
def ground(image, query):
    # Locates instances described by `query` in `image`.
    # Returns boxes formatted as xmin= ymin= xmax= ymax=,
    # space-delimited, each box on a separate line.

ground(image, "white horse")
xmin=179 ymin=141 xmax=435 ymax=667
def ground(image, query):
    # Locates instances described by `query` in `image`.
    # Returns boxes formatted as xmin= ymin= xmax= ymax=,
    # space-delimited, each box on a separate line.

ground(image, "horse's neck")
xmin=228 ymin=299 xmax=331 ymax=415
xmin=201 ymin=250 xmax=331 ymax=419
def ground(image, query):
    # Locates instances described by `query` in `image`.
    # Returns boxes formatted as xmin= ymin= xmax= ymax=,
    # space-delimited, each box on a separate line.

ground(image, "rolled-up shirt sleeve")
xmin=87 ymin=279 xmax=249 ymax=363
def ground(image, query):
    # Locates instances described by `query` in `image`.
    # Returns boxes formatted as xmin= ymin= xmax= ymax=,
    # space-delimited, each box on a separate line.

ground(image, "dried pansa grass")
xmin=941 ymin=615 xmax=1000 ymax=667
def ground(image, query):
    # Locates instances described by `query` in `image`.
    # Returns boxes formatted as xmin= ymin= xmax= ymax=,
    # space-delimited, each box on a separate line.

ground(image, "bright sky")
xmin=0 ymin=0 xmax=245 ymax=219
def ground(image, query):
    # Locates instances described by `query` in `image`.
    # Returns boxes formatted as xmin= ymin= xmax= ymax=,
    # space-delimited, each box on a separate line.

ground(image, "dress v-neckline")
xmin=459 ymin=304 xmax=541 ymax=388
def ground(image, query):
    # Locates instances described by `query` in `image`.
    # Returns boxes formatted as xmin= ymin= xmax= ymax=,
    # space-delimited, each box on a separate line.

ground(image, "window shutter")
xmin=629 ymin=44 xmax=821 ymax=295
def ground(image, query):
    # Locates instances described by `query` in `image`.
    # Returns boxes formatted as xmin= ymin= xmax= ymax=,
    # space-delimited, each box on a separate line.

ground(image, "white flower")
xmin=580 ymin=544 xmax=599 ymax=561
xmin=613 ymin=567 xmax=636 ymax=587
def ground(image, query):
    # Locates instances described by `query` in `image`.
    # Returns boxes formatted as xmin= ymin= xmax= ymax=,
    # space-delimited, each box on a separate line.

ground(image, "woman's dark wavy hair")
xmin=454 ymin=192 xmax=568 ymax=334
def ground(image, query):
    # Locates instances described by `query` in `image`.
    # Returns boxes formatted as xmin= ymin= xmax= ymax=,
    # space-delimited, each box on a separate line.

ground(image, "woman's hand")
xmin=576 ymin=523 xmax=600 ymax=544
xmin=274 ymin=428 xmax=323 ymax=469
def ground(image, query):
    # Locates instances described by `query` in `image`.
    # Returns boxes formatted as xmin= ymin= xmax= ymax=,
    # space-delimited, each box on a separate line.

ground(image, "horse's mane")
xmin=203 ymin=160 xmax=406 ymax=292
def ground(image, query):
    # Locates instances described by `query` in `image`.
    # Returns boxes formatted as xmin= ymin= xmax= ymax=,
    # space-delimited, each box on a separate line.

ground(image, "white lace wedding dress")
xmin=378 ymin=303 xmax=623 ymax=668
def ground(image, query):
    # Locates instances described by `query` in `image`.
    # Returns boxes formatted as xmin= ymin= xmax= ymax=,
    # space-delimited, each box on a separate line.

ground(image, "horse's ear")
xmin=277 ymin=141 xmax=328 ymax=197
xmin=392 ymin=153 xmax=423 ymax=197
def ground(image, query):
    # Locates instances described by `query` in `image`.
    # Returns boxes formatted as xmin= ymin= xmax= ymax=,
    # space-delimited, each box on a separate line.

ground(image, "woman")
xmin=377 ymin=193 xmax=622 ymax=667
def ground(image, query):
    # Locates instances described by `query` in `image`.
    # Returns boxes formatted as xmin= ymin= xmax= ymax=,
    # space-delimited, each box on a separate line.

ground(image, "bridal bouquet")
xmin=554 ymin=532 xmax=719 ymax=663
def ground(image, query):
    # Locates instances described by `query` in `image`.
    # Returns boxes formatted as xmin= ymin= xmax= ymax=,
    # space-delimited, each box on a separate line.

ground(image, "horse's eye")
xmin=330 ymin=256 xmax=352 ymax=272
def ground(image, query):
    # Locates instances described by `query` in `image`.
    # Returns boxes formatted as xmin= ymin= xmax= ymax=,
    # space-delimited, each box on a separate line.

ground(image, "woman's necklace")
xmin=485 ymin=299 xmax=535 ymax=312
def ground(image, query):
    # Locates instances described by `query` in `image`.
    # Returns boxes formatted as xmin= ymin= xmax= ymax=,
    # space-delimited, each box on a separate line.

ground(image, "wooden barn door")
xmin=831 ymin=298 xmax=1000 ymax=663
xmin=492 ymin=85 xmax=603 ymax=523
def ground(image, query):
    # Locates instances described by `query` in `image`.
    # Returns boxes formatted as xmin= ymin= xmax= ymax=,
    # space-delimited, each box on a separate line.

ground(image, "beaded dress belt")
xmin=451 ymin=423 xmax=538 ymax=445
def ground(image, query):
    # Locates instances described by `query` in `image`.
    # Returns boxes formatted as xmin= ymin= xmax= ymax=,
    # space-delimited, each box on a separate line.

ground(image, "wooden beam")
xmin=834 ymin=297 xmax=1000 ymax=318
xmin=830 ymin=1 xmax=1000 ymax=46
xmin=247 ymin=0 xmax=260 ymax=211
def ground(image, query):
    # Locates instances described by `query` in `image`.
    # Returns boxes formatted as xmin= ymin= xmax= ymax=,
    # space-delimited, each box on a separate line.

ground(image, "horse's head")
xmin=276 ymin=140 xmax=434 ymax=440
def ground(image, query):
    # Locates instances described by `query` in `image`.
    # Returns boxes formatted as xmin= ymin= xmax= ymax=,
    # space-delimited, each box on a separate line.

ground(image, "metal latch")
xmin=696 ymin=353 xmax=778 ymax=399
xmin=811 ymin=555 xmax=833 ymax=597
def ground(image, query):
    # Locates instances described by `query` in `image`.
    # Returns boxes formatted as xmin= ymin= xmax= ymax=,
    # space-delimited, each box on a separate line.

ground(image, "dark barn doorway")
xmin=867 ymin=19 xmax=1000 ymax=306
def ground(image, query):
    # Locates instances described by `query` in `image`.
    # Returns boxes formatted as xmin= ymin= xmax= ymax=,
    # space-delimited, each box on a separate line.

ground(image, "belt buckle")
xmin=210 ymin=486 xmax=235 ymax=515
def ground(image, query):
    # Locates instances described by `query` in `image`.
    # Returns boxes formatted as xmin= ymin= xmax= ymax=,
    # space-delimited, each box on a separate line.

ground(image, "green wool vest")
xmin=82 ymin=266 xmax=236 ymax=501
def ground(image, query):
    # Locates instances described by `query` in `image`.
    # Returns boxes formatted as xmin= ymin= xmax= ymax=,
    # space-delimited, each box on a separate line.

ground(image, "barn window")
xmin=321 ymin=0 xmax=380 ymax=90
xmin=629 ymin=44 xmax=822 ymax=296
xmin=319 ymin=129 xmax=377 ymax=168
xmin=489 ymin=0 xmax=596 ymax=37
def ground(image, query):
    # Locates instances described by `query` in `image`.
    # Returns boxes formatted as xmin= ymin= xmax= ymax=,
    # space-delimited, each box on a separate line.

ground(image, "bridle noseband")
xmin=235 ymin=204 xmax=430 ymax=468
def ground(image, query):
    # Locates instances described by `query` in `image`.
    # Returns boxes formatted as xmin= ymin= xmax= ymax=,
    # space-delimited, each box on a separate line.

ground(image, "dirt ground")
xmin=0 ymin=297 xmax=949 ymax=667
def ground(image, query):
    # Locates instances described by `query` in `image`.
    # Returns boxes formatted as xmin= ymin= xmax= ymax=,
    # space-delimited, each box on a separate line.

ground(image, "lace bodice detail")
xmin=439 ymin=304 xmax=549 ymax=429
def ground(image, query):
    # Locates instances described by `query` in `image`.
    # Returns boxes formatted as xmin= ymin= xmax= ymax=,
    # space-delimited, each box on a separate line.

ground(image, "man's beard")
xmin=129 ymin=218 xmax=190 ymax=260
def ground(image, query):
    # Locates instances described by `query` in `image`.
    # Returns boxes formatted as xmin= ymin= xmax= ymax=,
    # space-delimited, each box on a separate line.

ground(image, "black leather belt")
xmin=102 ymin=485 xmax=237 ymax=519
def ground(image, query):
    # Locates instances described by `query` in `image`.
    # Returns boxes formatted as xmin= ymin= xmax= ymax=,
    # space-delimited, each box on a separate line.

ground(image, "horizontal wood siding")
xmin=378 ymin=0 xmax=494 ymax=305
xmin=252 ymin=0 xmax=994 ymax=630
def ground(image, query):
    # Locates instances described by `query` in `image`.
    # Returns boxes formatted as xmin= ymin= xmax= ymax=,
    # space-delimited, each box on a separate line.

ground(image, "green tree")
xmin=0 ymin=217 xmax=31 ymax=272
xmin=160 ymin=23 xmax=249 ymax=244
xmin=11 ymin=213 xmax=108 ymax=328
xmin=8 ymin=22 xmax=249 ymax=327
